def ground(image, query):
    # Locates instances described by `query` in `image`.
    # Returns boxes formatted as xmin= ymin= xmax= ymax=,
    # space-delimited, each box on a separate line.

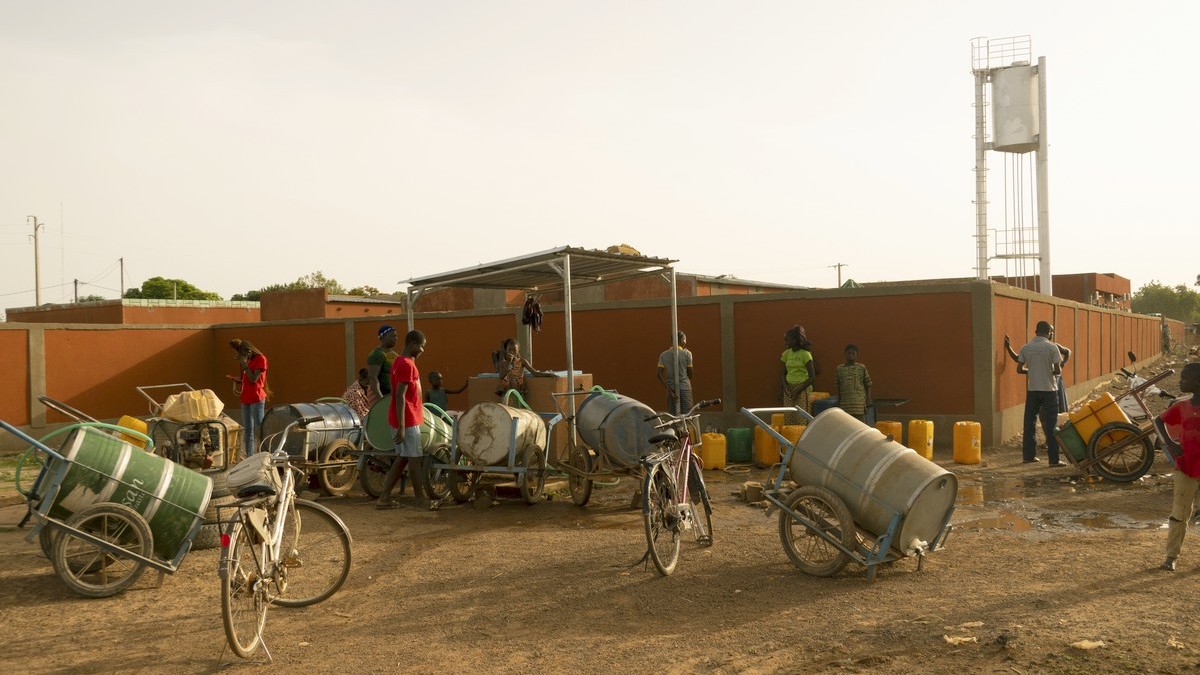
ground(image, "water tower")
xmin=970 ymin=36 xmax=1050 ymax=293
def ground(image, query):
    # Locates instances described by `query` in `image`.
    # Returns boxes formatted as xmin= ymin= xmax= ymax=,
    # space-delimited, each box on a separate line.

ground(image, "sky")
xmin=2 ymin=1 xmax=1196 ymax=315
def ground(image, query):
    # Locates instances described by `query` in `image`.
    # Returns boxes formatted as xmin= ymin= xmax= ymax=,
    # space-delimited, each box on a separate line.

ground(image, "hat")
xmin=378 ymin=325 xmax=396 ymax=338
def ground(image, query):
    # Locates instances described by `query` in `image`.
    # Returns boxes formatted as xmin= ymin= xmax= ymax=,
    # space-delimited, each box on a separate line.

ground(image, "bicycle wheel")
xmin=1088 ymin=422 xmax=1155 ymax=482
xmin=358 ymin=455 xmax=395 ymax=499
xmin=778 ymin=485 xmax=855 ymax=577
xmin=423 ymin=444 xmax=452 ymax=501
xmin=642 ymin=463 xmax=680 ymax=576
xmin=568 ymin=443 xmax=594 ymax=507
xmin=273 ymin=499 xmax=353 ymax=608
xmin=687 ymin=457 xmax=714 ymax=546
xmin=520 ymin=447 xmax=546 ymax=505
xmin=53 ymin=503 xmax=153 ymax=598
xmin=221 ymin=519 xmax=268 ymax=658
xmin=317 ymin=439 xmax=358 ymax=497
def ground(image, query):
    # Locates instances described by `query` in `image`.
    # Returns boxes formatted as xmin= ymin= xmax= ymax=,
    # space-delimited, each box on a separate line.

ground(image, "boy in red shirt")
xmin=376 ymin=330 xmax=437 ymax=510
xmin=1154 ymin=363 xmax=1200 ymax=571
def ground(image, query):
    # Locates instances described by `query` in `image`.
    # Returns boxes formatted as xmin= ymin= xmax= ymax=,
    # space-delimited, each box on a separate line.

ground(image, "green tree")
xmin=231 ymin=271 xmax=349 ymax=301
xmin=347 ymin=285 xmax=382 ymax=297
xmin=1131 ymin=281 xmax=1200 ymax=322
xmin=77 ymin=294 xmax=107 ymax=303
xmin=124 ymin=276 xmax=221 ymax=301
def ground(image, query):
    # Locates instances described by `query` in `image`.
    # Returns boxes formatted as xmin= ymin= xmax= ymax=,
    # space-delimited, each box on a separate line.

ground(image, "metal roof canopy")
xmin=401 ymin=245 xmax=682 ymax=414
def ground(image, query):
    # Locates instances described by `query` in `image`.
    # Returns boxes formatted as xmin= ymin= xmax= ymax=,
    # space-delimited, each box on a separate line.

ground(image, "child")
xmin=1153 ymin=362 xmax=1200 ymax=571
xmin=779 ymin=325 xmax=816 ymax=425
xmin=425 ymin=371 xmax=466 ymax=411
xmin=341 ymin=367 xmax=377 ymax=418
xmin=835 ymin=344 xmax=873 ymax=422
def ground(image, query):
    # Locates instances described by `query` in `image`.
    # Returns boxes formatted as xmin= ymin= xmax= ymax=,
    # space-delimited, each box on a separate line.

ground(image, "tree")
xmin=124 ymin=276 xmax=221 ymax=301
xmin=77 ymin=294 xmax=107 ymax=303
xmin=1131 ymin=281 xmax=1200 ymax=323
xmin=231 ymin=271 xmax=349 ymax=301
xmin=347 ymin=285 xmax=382 ymax=297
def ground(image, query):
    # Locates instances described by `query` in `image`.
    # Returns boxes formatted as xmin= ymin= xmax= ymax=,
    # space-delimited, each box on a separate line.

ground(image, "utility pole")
xmin=119 ymin=257 xmax=125 ymax=297
xmin=73 ymin=279 xmax=79 ymax=303
xmin=27 ymin=215 xmax=43 ymax=305
xmin=831 ymin=262 xmax=848 ymax=287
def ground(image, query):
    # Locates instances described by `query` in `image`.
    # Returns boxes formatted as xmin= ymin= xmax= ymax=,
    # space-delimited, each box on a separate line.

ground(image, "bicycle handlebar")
xmin=643 ymin=398 xmax=722 ymax=424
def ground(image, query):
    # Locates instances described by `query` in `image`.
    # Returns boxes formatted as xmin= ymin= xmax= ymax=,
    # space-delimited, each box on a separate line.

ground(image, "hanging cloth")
xmin=522 ymin=297 xmax=543 ymax=332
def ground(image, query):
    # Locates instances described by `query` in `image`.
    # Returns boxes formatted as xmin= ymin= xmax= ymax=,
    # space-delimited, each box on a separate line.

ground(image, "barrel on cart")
xmin=261 ymin=401 xmax=363 ymax=496
xmin=442 ymin=400 xmax=560 ymax=505
xmin=357 ymin=397 xmax=456 ymax=501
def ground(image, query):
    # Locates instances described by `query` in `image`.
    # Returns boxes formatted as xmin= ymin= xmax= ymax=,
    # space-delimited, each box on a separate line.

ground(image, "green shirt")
xmin=781 ymin=348 xmax=814 ymax=390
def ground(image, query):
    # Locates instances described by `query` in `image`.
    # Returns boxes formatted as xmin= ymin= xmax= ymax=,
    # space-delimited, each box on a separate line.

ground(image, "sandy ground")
xmin=2 ymin=360 xmax=1199 ymax=674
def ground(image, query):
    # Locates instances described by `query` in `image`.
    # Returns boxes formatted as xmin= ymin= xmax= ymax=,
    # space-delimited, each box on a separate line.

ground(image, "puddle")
xmin=955 ymin=509 xmax=1033 ymax=531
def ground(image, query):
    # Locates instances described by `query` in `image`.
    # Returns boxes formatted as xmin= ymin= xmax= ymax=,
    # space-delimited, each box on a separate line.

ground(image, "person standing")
xmin=1005 ymin=329 xmax=1071 ymax=413
xmin=367 ymin=325 xmax=399 ymax=400
xmin=229 ymin=339 xmax=268 ymax=456
xmin=341 ymin=367 xmax=377 ymax=418
xmin=835 ymin=344 xmax=872 ymax=422
xmin=1014 ymin=321 xmax=1064 ymax=465
xmin=780 ymin=325 xmax=816 ymax=425
xmin=657 ymin=331 xmax=694 ymax=415
xmin=1154 ymin=363 xmax=1200 ymax=571
xmin=376 ymin=330 xmax=436 ymax=510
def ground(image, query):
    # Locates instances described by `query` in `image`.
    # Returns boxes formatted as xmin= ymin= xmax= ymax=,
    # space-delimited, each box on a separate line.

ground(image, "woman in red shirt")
xmin=230 ymin=339 xmax=269 ymax=456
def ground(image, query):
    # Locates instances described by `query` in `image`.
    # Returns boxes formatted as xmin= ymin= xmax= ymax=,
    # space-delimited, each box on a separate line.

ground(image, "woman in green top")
xmin=780 ymin=325 xmax=817 ymax=425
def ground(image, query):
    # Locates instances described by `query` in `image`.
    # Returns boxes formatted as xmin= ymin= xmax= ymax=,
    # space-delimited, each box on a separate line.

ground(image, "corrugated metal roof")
xmin=402 ymin=246 xmax=677 ymax=294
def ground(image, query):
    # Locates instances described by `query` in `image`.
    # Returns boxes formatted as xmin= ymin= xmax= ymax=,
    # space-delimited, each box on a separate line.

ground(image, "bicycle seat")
xmin=236 ymin=483 xmax=278 ymax=499
xmin=649 ymin=432 xmax=678 ymax=445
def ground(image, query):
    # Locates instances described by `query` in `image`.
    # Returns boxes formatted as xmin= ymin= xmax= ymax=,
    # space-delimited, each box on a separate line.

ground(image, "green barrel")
xmin=365 ymin=396 xmax=453 ymax=451
xmin=725 ymin=427 xmax=753 ymax=463
xmin=46 ymin=427 xmax=212 ymax=561
xmin=421 ymin=404 xmax=453 ymax=450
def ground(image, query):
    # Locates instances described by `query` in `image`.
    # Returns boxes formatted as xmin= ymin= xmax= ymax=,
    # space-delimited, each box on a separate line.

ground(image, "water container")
xmin=778 ymin=424 xmax=805 ymax=451
xmin=575 ymin=392 xmax=666 ymax=469
xmin=1056 ymin=421 xmax=1087 ymax=462
xmin=952 ymin=421 xmax=981 ymax=465
xmin=364 ymin=396 xmax=451 ymax=452
xmin=457 ymin=402 xmax=548 ymax=466
xmin=791 ymin=408 xmax=957 ymax=554
xmin=725 ymin=428 xmax=753 ymax=463
xmin=116 ymin=414 xmax=148 ymax=449
xmin=1089 ymin=392 xmax=1131 ymax=428
xmin=770 ymin=413 xmax=786 ymax=428
xmin=812 ymin=396 xmax=840 ymax=416
xmin=809 ymin=391 xmax=831 ymax=413
xmin=754 ymin=424 xmax=779 ymax=468
xmin=699 ymin=432 xmax=727 ymax=470
xmin=1067 ymin=405 xmax=1101 ymax=446
xmin=908 ymin=420 xmax=935 ymax=460
xmin=875 ymin=420 xmax=903 ymax=443
xmin=44 ymin=427 xmax=212 ymax=561
xmin=262 ymin=401 xmax=363 ymax=459
xmin=421 ymin=403 xmax=454 ymax=450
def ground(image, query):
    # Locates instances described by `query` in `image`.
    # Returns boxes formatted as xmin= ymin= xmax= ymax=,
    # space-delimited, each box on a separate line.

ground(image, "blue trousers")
xmin=1022 ymin=390 xmax=1059 ymax=463
xmin=241 ymin=400 xmax=265 ymax=456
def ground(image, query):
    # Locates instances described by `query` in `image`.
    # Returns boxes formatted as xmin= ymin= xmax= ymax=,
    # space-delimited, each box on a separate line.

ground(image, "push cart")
xmin=357 ymin=397 xmax=456 ymax=501
xmin=3 ymin=419 xmax=212 ymax=597
xmin=1054 ymin=368 xmax=1175 ymax=482
xmin=741 ymin=405 xmax=956 ymax=581
xmin=261 ymin=400 xmax=365 ymax=496
xmin=137 ymin=383 xmax=244 ymax=474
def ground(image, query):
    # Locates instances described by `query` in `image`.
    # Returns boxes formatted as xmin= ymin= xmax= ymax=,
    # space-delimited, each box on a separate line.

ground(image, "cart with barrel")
xmin=357 ymin=396 xmax=456 ymax=501
xmin=260 ymin=400 xmax=365 ymax=496
xmin=3 ymin=419 xmax=212 ymax=597
xmin=741 ymin=405 xmax=956 ymax=580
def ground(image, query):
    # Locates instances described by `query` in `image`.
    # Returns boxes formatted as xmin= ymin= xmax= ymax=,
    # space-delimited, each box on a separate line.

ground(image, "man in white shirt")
xmin=1017 ymin=321 xmax=1064 ymax=466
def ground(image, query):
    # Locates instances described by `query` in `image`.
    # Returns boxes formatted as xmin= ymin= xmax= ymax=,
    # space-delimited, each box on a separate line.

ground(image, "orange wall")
xmin=324 ymin=302 xmax=404 ymax=319
xmin=122 ymin=305 xmax=260 ymax=324
xmin=1 ymin=330 xmax=30 ymax=425
xmin=8 ymin=304 xmax=125 ymax=323
xmin=211 ymin=322 xmax=348 ymax=408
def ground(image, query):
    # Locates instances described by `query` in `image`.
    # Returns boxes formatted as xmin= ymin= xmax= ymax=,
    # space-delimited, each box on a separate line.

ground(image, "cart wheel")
xmin=519 ymin=447 xmax=547 ymax=505
xmin=447 ymin=465 xmax=478 ymax=503
xmin=192 ymin=494 xmax=239 ymax=551
xmin=1087 ymin=421 xmax=1154 ymax=482
xmin=358 ymin=455 xmax=395 ymax=499
xmin=39 ymin=525 xmax=58 ymax=562
xmin=568 ymin=443 xmax=594 ymax=507
xmin=423 ymin=444 xmax=452 ymax=501
xmin=318 ymin=439 xmax=359 ymax=497
xmin=778 ymin=485 xmax=855 ymax=577
xmin=53 ymin=503 xmax=153 ymax=597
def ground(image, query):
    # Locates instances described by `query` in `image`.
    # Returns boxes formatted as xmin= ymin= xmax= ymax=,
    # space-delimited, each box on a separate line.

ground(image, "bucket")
xmin=457 ymin=402 xmax=548 ymax=466
xmin=262 ymin=402 xmax=363 ymax=459
xmin=791 ymin=408 xmax=957 ymax=554
xmin=875 ymin=420 xmax=903 ymax=443
xmin=116 ymin=415 xmax=149 ymax=449
xmin=699 ymin=432 xmax=727 ymax=470
xmin=754 ymin=425 xmax=779 ymax=468
xmin=1056 ymin=421 xmax=1087 ymax=462
xmin=575 ymin=392 xmax=666 ymax=469
xmin=725 ymin=428 xmax=753 ymax=463
xmin=44 ymin=427 xmax=212 ymax=561
xmin=952 ymin=421 xmax=981 ymax=465
xmin=908 ymin=420 xmax=934 ymax=460
xmin=812 ymin=396 xmax=840 ymax=416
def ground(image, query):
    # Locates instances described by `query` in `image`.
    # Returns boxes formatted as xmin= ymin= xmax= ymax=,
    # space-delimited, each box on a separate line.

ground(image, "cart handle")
xmin=741 ymin=405 xmax=816 ymax=424
xmin=136 ymin=383 xmax=195 ymax=416
xmin=2 ymin=421 xmax=156 ymax=463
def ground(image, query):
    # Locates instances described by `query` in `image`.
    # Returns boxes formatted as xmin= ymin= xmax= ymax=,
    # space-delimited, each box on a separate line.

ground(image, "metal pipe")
xmin=1036 ymin=56 xmax=1051 ymax=295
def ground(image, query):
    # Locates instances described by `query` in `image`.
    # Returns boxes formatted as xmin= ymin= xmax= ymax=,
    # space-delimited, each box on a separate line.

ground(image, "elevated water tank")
xmin=992 ymin=63 xmax=1039 ymax=153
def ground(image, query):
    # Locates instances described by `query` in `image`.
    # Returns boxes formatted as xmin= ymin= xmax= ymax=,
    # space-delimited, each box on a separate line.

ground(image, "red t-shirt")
xmin=240 ymin=353 xmax=268 ymax=405
xmin=388 ymin=356 xmax=424 ymax=429
xmin=1161 ymin=399 xmax=1200 ymax=478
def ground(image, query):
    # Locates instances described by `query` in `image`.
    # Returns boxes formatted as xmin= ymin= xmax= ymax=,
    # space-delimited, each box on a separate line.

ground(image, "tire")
xmin=39 ymin=525 xmax=58 ymax=562
xmin=642 ymin=463 xmax=680 ymax=576
xmin=206 ymin=469 xmax=231 ymax=499
xmin=318 ymin=439 xmax=359 ymax=497
xmin=273 ymin=500 xmax=353 ymax=608
xmin=778 ymin=485 xmax=855 ymax=577
xmin=1088 ymin=421 xmax=1155 ymax=482
xmin=568 ymin=444 xmax=594 ymax=507
xmin=358 ymin=455 xmax=395 ymax=499
xmin=520 ymin=447 xmax=546 ymax=505
xmin=447 ymin=455 xmax=478 ymax=503
xmin=220 ymin=520 xmax=269 ymax=658
xmin=53 ymin=503 xmax=153 ymax=598
xmin=192 ymin=495 xmax=239 ymax=551
xmin=687 ymin=457 xmax=714 ymax=546
xmin=423 ymin=444 xmax=452 ymax=501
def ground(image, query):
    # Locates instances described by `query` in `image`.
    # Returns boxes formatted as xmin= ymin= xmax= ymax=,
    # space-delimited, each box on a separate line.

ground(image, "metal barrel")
xmin=791 ymin=407 xmax=956 ymax=554
xmin=46 ymin=427 xmax=212 ymax=561
xmin=363 ymin=396 xmax=452 ymax=452
xmin=456 ymin=402 xmax=547 ymax=466
xmin=575 ymin=392 xmax=669 ymax=469
xmin=261 ymin=402 xmax=363 ymax=458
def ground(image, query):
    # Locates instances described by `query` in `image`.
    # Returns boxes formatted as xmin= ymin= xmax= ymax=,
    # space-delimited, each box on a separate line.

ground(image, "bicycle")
xmin=640 ymin=398 xmax=721 ymax=576
xmin=218 ymin=416 xmax=353 ymax=661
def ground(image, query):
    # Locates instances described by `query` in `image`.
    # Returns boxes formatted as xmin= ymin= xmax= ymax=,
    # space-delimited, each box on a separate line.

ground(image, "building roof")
xmin=402 ymin=246 xmax=677 ymax=294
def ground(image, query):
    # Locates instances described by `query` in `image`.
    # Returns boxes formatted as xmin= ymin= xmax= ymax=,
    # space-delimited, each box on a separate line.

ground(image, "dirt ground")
xmin=2 ymin=358 xmax=1199 ymax=674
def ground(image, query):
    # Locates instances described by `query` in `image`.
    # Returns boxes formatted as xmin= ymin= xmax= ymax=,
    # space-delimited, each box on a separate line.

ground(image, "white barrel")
xmin=575 ymin=392 xmax=669 ymax=469
xmin=456 ymin=402 xmax=547 ymax=466
xmin=790 ymin=408 xmax=956 ymax=554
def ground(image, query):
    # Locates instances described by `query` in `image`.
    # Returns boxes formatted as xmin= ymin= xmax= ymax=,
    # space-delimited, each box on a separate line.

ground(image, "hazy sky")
xmin=2 ymin=1 xmax=1195 ymax=313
